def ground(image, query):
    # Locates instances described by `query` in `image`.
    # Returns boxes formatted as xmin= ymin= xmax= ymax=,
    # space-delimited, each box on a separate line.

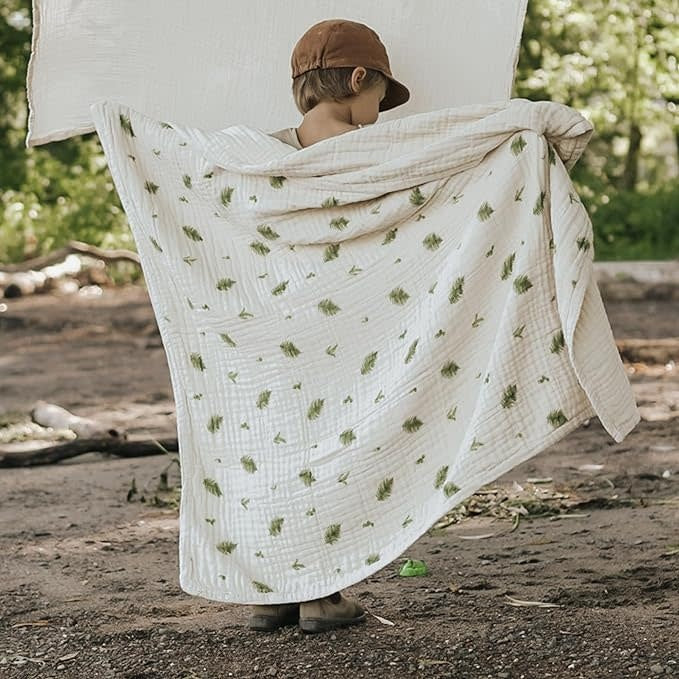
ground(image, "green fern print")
xmin=203 ymin=478 xmax=222 ymax=497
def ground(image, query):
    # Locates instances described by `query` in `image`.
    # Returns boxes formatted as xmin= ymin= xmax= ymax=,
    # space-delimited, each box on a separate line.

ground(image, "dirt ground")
xmin=0 ymin=283 xmax=677 ymax=679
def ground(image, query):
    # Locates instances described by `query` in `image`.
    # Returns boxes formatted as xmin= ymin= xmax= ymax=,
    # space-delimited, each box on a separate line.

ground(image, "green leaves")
xmin=376 ymin=477 xmax=393 ymax=501
xmin=402 ymin=416 xmax=423 ymax=433
xmin=220 ymin=186 xmax=234 ymax=206
xmin=119 ymin=113 xmax=135 ymax=137
xmin=448 ymin=276 xmax=464 ymax=303
xmin=307 ymin=398 xmax=325 ymax=420
xmin=434 ymin=465 xmax=449 ymax=489
xmin=477 ymin=201 xmax=494 ymax=221
xmin=513 ymin=274 xmax=533 ymax=294
xmin=501 ymin=384 xmax=518 ymax=408
xmin=324 ymin=523 xmax=341 ymax=544
xmin=323 ymin=243 xmax=340 ymax=262
xmin=256 ymin=390 xmax=271 ymax=409
xmin=330 ymin=216 xmax=349 ymax=230
xmin=182 ymin=174 xmax=192 ymax=189
xmin=299 ymin=469 xmax=316 ymax=486
xmin=280 ymin=340 xmax=301 ymax=358
xmin=547 ymin=409 xmax=568 ymax=428
xmin=443 ymin=481 xmax=460 ymax=498
xmin=550 ymin=329 xmax=565 ymax=354
xmin=240 ymin=455 xmax=257 ymax=473
xmin=207 ymin=415 xmax=223 ymax=433
xmin=269 ymin=176 xmax=286 ymax=188
xmin=269 ymin=517 xmax=284 ymax=536
xmin=219 ymin=332 xmax=237 ymax=347
xmin=423 ymin=233 xmax=443 ymax=250
xmin=576 ymin=236 xmax=591 ymax=251
xmin=388 ymin=286 xmax=410 ymax=305
xmin=440 ymin=360 xmax=460 ymax=378
xmin=318 ymin=298 xmax=341 ymax=315
xmin=510 ymin=134 xmax=527 ymax=156
xmin=360 ymin=351 xmax=378 ymax=375
xmin=182 ymin=225 xmax=203 ymax=241
xmin=409 ymin=186 xmax=425 ymax=206
xmin=365 ymin=554 xmax=380 ymax=565
xmin=321 ymin=196 xmax=339 ymax=208
xmin=271 ymin=280 xmax=289 ymax=296
xmin=203 ymin=478 xmax=222 ymax=497
xmin=382 ymin=228 xmax=398 ymax=245
xmin=144 ymin=180 xmax=159 ymax=194
xmin=189 ymin=352 xmax=206 ymax=371
xmin=533 ymin=191 xmax=546 ymax=215
xmin=249 ymin=240 xmax=270 ymax=256
xmin=257 ymin=223 xmax=280 ymax=240
xmin=339 ymin=428 xmax=356 ymax=446
xmin=252 ymin=580 xmax=273 ymax=593
xmin=216 ymin=277 xmax=236 ymax=291
xmin=216 ymin=540 xmax=237 ymax=554
xmin=501 ymin=253 xmax=515 ymax=280
xmin=404 ymin=339 xmax=419 ymax=364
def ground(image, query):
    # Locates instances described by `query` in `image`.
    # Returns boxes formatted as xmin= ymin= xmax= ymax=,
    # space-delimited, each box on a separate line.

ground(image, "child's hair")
xmin=292 ymin=66 xmax=388 ymax=114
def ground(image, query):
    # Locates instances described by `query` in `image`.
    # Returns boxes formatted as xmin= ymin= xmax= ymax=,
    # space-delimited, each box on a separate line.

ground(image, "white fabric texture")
xmin=26 ymin=0 xmax=528 ymax=147
xmin=89 ymin=97 xmax=640 ymax=604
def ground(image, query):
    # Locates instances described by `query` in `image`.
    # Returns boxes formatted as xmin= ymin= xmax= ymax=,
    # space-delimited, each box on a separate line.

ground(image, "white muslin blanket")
xmin=90 ymin=97 xmax=640 ymax=604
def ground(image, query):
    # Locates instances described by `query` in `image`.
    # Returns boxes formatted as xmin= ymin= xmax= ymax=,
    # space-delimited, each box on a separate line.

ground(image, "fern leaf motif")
xmin=203 ymin=478 xmax=222 ymax=497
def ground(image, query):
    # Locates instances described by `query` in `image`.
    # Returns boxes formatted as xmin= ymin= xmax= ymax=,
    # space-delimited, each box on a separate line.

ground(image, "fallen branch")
xmin=0 ymin=437 xmax=177 ymax=467
xmin=1 ymin=240 xmax=140 ymax=297
xmin=1 ymin=239 xmax=140 ymax=273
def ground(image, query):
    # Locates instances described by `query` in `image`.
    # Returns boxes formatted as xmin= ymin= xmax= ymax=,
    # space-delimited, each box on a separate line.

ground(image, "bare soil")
xmin=1 ymin=284 xmax=677 ymax=679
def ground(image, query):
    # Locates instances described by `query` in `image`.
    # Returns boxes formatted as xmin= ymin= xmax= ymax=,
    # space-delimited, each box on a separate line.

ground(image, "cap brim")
xmin=379 ymin=76 xmax=410 ymax=112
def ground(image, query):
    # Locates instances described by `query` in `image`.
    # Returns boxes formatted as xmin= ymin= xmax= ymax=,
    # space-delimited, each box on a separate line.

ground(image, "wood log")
xmin=0 ymin=437 xmax=178 ymax=467
xmin=616 ymin=337 xmax=679 ymax=365
xmin=1 ymin=240 xmax=140 ymax=297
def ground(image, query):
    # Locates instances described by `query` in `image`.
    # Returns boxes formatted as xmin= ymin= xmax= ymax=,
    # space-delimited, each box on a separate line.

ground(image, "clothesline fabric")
xmin=89 ymin=97 xmax=639 ymax=604
xmin=25 ymin=0 xmax=529 ymax=146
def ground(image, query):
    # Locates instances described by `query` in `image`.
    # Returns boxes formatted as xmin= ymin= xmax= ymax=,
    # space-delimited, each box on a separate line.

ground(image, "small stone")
xmin=650 ymin=664 xmax=664 ymax=675
xmin=330 ymin=633 xmax=337 ymax=641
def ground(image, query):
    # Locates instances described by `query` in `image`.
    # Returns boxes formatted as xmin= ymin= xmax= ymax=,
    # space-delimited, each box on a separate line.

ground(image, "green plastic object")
xmin=399 ymin=558 xmax=428 ymax=576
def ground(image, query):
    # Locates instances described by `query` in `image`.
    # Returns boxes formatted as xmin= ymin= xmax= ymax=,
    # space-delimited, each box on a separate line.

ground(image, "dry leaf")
xmin=455 ymin=532 xmax=498 ymax=540
xmin=370 ymin=613 xmax=395 ymax=626
xmin=505 ymin=594 xmax=561 ymax=608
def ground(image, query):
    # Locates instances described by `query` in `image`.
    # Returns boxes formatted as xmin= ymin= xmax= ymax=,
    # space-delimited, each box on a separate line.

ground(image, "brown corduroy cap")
xmin=291 ymin=19 xmax=410 ymax=112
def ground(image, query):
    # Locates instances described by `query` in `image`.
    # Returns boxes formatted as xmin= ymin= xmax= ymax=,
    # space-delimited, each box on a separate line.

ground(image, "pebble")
xmin=650 ymin=664 xmax=664 ymax=675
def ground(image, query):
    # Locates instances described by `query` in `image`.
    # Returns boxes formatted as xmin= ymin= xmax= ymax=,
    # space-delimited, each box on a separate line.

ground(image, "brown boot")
xmin=299 ymin=591 xmax=366 ymax=633
xmin=246 ymin=603 xmax=300 ymax=631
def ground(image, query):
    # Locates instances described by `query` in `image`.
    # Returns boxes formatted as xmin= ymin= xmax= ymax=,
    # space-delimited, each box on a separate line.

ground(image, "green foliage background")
xmin=1 ymin=0 xmax=677 ymax=265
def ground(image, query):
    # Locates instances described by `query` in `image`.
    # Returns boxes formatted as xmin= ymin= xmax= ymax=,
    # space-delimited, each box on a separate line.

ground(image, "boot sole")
xmin=299 ymin=611 xmax=367 ymax=634
xmin=246 ymin=615 xmax=298 ymax=631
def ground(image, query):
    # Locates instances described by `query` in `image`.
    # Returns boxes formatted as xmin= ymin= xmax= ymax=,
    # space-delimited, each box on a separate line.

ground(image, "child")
xmin=248 ymin=18 xmax=410 ymax=634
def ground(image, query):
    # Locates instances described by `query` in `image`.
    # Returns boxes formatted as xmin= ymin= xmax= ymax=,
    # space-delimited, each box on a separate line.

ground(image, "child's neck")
xmin=296 ymin=104 xmax=363 ymax=147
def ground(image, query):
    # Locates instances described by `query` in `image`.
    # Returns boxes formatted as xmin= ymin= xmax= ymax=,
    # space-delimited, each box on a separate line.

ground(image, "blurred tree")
xmin=514 ymin=0 xmax=678 ymax=195
xmin=1 ymin=0 xmax=677 ymax=262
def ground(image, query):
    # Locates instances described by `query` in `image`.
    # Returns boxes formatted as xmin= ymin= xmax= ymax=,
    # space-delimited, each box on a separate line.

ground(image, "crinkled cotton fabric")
xmin=89 ymin=97 xmax=640 ymax=604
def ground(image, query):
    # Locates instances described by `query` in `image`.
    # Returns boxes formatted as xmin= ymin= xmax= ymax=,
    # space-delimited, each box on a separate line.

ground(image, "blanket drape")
xmin=90 ymin=97 xmax=640 ymax=604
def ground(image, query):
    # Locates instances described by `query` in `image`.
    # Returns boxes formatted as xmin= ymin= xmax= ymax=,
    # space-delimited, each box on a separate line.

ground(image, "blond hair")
xmin=292 ymin=67 xmax=388 ymax=115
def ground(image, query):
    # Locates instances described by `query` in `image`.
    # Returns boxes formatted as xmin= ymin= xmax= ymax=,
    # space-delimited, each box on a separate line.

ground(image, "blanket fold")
xmin=90 ymin=97 xmax=639 ymax=603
